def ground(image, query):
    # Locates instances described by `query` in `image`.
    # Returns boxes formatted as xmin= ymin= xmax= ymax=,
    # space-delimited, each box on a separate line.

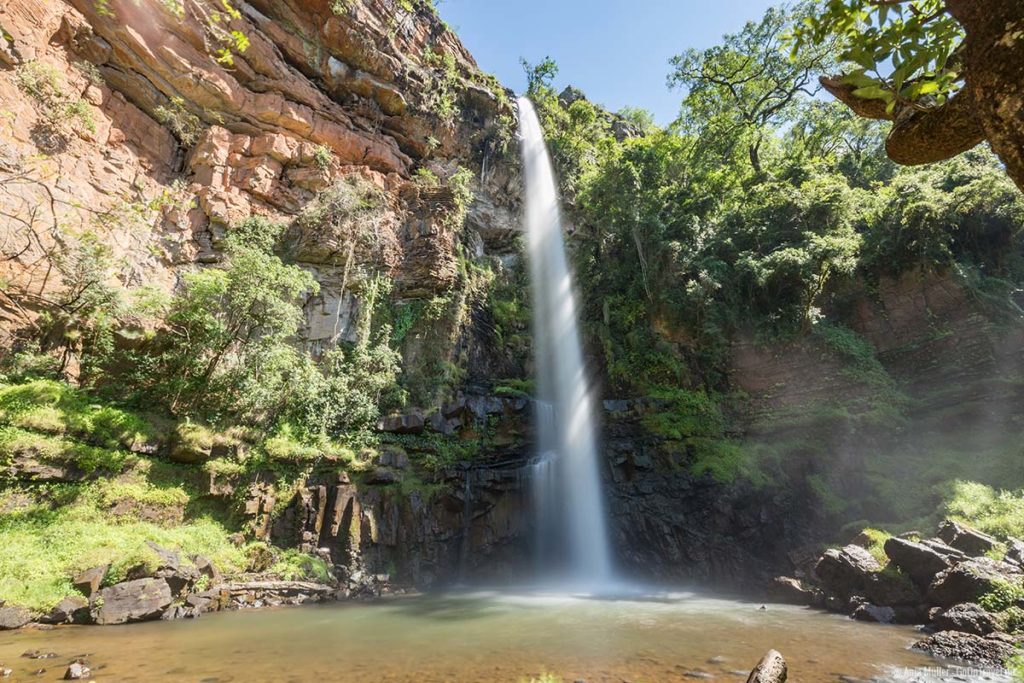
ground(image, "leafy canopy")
xmin=793 ymin=0 xmax=964 ymax=110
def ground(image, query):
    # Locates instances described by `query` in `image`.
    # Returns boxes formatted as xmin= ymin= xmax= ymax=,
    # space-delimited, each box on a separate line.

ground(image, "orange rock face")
xmin=0 ymin=0 xmax=519 ymax=350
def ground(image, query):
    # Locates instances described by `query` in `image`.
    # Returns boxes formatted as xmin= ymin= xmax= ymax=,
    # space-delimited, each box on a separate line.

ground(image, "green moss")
xmin=857 ymin=527 xmax=892 ymax=565
xmin=0 ymin=380 xmax=163 ymax=451
xmin=980 ymin=580 xmax=1024 ymax=613
xmin=270 ymin=549 xmax=332 ymax=583
xmin=0 ymin=485 xmax=245 ymax=611
xmin=0 ymin=427 xmax=136 ymax=475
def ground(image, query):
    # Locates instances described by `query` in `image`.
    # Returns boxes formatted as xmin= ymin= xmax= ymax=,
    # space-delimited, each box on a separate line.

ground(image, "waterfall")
xmin=518 ymin=97 xmax=613 ymax=588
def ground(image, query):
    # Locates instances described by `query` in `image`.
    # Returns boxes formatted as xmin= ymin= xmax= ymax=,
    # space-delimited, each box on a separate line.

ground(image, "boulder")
xmin=1005 ymin=538 xmax=1024 ymax=567
xmin=768 ymin=576 xmax=818 ymax=606
xmin=928 ymin=558 xmax=1023 ymax=607
xmin=72 ymin=565 xmax=108 ymax=597
xmin=0 ymin=605 xmax=32 ymax=630
xmin=884 ymin=537 xmax=951 ymax=585
xmin=64 ymin=662 xmax=90 ymax=680
xmin=937 ymin=521 xmax=997 ymax=557
xmin=852 ymin=603 xmax=896 ymax=624
xmin=920 ymin=539 xmax=969 ymax=563
xmin=912 ymin=630 xmax=1022 ymax=667
xmin=864 ymin=569 xmax=921 ymax=607
xmin=193 ymin=555 xmax=221 ymax=584
xmin=91 ymin=578 xmax=173 ymax=625
xmin=746 ymin=650 xmax=787 ymax=683
xmin=931 ymin=603 xmax=1000 ymax=636
xmin=814 ymin=545 xmax=881 ymax=599
xmin=45 ymin=595 xmax=89 ymax=624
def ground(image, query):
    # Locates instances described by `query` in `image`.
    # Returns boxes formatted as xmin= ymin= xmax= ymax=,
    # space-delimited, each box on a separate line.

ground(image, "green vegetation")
xmin=943 ymin=482 xmax=1024 ymax=540
xmin=16 ymin=60 xmax=96 ymax=143
xmin=525 ymin=1 xmax=1024 ymax=530
xmin=154 ymin=96 xmax=203 ymax=146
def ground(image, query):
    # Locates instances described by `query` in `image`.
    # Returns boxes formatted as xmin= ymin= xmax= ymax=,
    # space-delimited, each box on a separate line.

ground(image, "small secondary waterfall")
xmin=519 ymin=97 xmax=613 ymax=587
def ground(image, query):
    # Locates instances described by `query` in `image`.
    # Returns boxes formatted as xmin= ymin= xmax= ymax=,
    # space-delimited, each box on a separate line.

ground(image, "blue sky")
xmin=439 ymin=0 xmax=778 ymax=125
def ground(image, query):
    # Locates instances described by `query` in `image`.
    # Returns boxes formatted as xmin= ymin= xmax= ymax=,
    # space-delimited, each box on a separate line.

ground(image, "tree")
xmin=668 ymin=4 xmax=835 ymax=175
xmin=520 ymin=56 xmax=559 ymax=99
xmin=796 ymin=0 xmax=1024 ymax=193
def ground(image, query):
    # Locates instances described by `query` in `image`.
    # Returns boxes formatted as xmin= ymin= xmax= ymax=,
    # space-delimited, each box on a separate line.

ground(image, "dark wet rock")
xmin=1005 ymin=538 xmax=1024 ymax=567
xmin=746 ymin=649 xmax=787 ymax=683
xmin=365 ymin=467 xmax=402 ymax=485
xmin=852 ymin=603 xmax=896 ymax=624
xmin=864 ymin=569 xmax=921 ymax=606
xmin=91 ymin=578 xmax=173 ymax=625
xmin=44 ymin=596 xmax=89 ymax=625
xmin=376 ymin=412 xmax=425 ymax=435
xmin=931 ymin=602 xmax=1000 ymax=636
xmin=912 ymin=630 xmax=1022 ymax=667
xmin=892 ymin=605 xmax=925 ymax=624
xmin=919 ymin=539 xmax=969 ymax=563
xmin=769 ymin=576 xmax=818 ymax=606
xmin=377 ymin=447 xmax=410 ymax=469
xmin=815 ymin=545 xmax=881 ymax=599
xmin=64 ymin=662 xmax=90 ymax=680
xmin=883 ymin=537 xmax=951 ymax=586
xmin=927 ymin=558 xmax=1023 ymax=607
xmin=0 ymin=606 xmax=32 ymax=630
xmin=937 ymin=521 xmax=997 ymax=557
xmin=72 ymin=565 xmax=108 ymax=598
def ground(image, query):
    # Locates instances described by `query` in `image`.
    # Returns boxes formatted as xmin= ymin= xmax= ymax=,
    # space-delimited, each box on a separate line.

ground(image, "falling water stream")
xmin=519 ymin=97 xmax=613 ymax=587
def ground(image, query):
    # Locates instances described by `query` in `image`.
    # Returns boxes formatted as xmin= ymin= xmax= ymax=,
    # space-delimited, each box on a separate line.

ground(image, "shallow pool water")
xmin=0 ymin=590 xmax=1013 ymax=682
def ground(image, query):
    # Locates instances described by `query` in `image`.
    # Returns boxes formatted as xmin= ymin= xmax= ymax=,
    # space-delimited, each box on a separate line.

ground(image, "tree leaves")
xmin=793 ymin=0 xmax=965 ymax=109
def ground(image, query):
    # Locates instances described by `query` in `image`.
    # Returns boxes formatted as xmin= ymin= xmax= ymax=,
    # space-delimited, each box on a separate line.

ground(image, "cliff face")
xmin=0 ymin=0 xmax=519 ymax=356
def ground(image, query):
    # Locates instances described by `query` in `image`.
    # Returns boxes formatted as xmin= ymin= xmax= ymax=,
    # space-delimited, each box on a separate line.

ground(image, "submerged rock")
xmin=63 ymin=661 xmax=90 ymax=680
xmin=746 ymin=649 xmax=787 ymax=683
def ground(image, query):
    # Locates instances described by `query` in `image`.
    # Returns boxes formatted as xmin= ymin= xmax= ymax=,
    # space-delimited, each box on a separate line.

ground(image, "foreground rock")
xmin=912 ymin=630 xmax=1022 ymax=667
xmin=814 ymin=545 xmax=881 ymax=599
xmin=746 ymin=650 xmax=787 ymax=683
xmin=90 ymin=578 xmax=173 ymax=625
xmin=0 ymin=606 xmax=33 ymax=630
xmin=777 ymin=519 xmax=1024 ymax=671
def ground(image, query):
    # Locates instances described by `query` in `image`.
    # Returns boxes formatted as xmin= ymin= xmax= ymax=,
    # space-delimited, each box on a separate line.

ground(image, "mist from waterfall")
xmin=519 ymin=97 xmax=613 ymax=588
